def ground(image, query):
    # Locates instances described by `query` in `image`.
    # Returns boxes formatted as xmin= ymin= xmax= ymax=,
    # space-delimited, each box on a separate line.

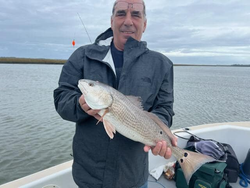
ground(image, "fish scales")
xmin=106 ymin=89 xmax=172 ymax=146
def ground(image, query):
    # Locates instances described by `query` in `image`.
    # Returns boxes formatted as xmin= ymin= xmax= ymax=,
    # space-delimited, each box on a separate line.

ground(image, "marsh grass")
xmin=0 ymin=57 xmax=66 ymax=64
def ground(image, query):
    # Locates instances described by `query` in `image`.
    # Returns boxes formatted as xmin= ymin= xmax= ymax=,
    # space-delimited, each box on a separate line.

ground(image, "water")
xmin=0 ymin=64 xmax=75 ymax=185
xmin=0 ymin=64 xmax=249 ymax=185
xmin=173 ymin=66 xmax=250 ymax=127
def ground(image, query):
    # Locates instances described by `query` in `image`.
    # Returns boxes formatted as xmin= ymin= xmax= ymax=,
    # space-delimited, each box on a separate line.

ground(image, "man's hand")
xmin=79 ymin=95 xmax=101 ymax=120
xmin=144 ymin=137 xmax=178 ymax=159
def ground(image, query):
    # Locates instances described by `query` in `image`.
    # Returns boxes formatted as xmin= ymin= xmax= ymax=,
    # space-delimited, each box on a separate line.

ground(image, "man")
xmin=54 ymin=0 xmax=176 ymax=187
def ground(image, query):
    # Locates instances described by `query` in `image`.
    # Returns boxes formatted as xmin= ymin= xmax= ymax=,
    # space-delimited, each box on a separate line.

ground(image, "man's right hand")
xmin=79 ymin=95 xmax=101 ymax=121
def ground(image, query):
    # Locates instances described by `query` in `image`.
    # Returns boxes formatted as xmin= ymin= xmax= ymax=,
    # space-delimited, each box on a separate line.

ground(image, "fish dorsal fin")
xmin=145 ymin=112 xmax=174 ymax=140
xmin=126 ymin=96 xmax=143 ymax=110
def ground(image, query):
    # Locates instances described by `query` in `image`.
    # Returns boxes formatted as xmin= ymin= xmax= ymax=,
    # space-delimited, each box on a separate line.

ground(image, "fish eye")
xmin=89 ymin=83 xmax=94 ymax=87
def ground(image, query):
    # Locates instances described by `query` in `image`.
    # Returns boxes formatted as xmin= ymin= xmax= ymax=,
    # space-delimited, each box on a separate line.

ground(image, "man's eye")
xmin=116 ymin=10 xmax=126 ymax=16
xmin=117 ymin=13 xmax=125 ymax=16
xmin=131 ymin=12 xmax=142 ymax=18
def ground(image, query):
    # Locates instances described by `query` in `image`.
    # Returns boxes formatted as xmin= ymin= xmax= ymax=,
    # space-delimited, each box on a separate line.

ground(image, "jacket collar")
xmin=85 ymin=28 xmax=148 ymax=72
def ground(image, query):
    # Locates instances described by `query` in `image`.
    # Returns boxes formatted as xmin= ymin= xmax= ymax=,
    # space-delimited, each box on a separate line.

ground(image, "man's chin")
xmin=123 ymin=35 xmax=135 ymax=41
xmin=121 ymin=32 xmax=134 ymax=38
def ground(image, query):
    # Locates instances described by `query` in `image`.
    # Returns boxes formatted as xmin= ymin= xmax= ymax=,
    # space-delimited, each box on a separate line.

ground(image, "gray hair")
xmin=112 ymin=1 xmax=146 ymax=17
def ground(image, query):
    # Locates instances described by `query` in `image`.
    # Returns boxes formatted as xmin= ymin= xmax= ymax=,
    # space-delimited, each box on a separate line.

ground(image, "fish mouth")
xmin=78 ymin=81 xmax=88 ymax=95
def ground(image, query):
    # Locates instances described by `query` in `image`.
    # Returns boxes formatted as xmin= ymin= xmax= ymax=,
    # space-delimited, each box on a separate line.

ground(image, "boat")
xmin=1 ymin=122 xmax=249 ymax=188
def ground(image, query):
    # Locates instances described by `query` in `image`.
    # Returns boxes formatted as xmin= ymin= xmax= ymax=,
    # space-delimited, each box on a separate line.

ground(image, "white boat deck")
xmin=1 ymin=121 xmax=249 ymax=188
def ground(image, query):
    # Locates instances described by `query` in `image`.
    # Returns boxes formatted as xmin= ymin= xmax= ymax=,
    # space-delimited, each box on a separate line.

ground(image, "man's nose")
xmin=124 ymin=13 xmax=133 ymax=26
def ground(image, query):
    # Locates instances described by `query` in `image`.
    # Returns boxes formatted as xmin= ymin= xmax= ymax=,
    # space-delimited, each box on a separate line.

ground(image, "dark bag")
xmin=174 ymin=131 xmax=240 ymax=183
xmin=175 ymin=160 xmax=229 ymax=188
xmin=222 ymin=143 xmax=240 ymax=182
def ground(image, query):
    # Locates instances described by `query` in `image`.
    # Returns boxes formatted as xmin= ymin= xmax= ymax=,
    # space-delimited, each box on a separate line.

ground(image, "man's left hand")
xmin=143 ymin=137 xmax=178 ymax=159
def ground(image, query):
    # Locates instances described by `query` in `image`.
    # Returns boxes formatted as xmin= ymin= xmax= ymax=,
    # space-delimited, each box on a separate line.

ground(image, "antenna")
xmin=77 ymin=12 xmax=92 ymax=43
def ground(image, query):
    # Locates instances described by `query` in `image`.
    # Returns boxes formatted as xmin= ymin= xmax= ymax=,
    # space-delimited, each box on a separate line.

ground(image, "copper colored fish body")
xmin=78 ymin=79 xmax=215 ymax=184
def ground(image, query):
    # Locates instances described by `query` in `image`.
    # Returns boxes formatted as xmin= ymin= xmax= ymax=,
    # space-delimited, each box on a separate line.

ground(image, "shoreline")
xmin=0 ymin=57 xmax=66 ymax=64
xmin=0 ymin=57 xmax=249 ymax=67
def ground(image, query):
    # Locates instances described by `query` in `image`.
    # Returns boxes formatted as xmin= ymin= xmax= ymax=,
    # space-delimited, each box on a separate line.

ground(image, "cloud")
xmin=0 ymin=0 xmax=249 ymax=64
xmin=143 ymin=0 xmax=250 ymax=64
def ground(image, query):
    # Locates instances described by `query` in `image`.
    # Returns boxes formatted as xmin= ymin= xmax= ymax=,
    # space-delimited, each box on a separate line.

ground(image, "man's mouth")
xmin=121 ymin=31 xmax=134 ymax=34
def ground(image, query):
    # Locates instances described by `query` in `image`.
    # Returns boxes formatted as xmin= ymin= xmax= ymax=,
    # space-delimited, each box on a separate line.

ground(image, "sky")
xmin=0 ymin=0 xmax=249 ymax=65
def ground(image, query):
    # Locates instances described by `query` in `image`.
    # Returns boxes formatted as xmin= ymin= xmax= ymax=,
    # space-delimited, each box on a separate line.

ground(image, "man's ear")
xmin=111 ymin=16 xmax=114 ymax=30
xmin=143 ymin=19 xmax=147 ymax=32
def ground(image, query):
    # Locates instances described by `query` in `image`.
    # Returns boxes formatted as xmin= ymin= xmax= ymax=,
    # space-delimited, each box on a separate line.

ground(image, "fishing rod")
xmin=77 ymin=12 xmax=92 ymax=43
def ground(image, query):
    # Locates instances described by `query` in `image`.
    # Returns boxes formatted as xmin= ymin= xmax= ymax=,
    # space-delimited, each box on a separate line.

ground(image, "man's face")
xmin=111 ymin=0 xmax=147 ymax=51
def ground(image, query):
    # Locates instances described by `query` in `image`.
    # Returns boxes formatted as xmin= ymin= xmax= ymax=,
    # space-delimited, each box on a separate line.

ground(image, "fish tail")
xmin=172 ymin=147 xmax=215 ymax=184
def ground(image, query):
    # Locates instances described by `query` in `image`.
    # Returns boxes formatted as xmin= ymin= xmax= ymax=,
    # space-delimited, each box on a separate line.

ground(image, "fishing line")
xmin=173 ymin=130 xmax=196 ymax=140
xmin=77 ymin=12 xmax=92 ymax=43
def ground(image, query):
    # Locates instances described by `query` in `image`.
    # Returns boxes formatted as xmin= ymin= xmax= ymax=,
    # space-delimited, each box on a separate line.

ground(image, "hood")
xmin=94 ymin=28 xmax=114 ymax=46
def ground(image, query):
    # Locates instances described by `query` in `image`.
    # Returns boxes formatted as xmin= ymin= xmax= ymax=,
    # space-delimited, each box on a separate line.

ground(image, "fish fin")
xmin=96 ymin=109 xmax=109 ymax=125
xmin=174 ymin=147 xmax=215 ymax=184
xmin=126 ymin=96 xmax=144 ymax=110
xmin=103 ymin=119 xmax=116 ymax=139
xmin=145 ymin=112 xmax=175 ymax=140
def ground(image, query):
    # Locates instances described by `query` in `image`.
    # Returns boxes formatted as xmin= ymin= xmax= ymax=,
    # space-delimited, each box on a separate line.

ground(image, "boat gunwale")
xmin=0 ymin=121 xmax=249 ymax=188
